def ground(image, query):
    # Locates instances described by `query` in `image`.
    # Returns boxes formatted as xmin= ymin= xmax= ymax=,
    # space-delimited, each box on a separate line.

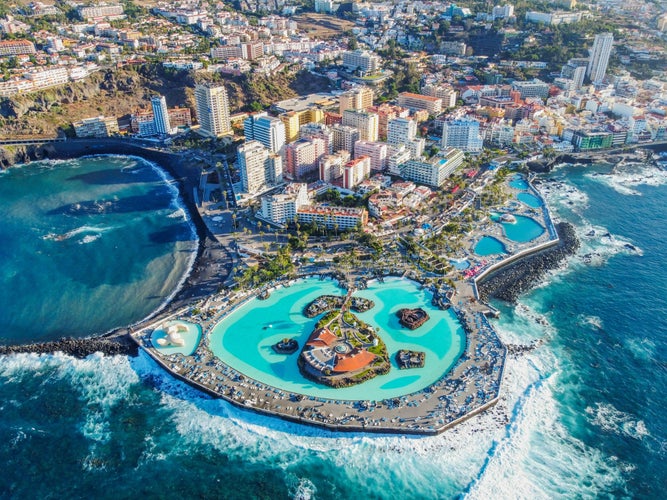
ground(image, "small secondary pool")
xmin=501 ymin=215 xmax=545 ymax=243
xmin=509 ymin=175 xmax=529 ymax=190
xmin=517 ymin=192 xmax=543 ymax=208
xmin=151 ymin=320 xmax=202 ymax=356
xmin=450 ymin=258 xmax=470 ymax=270
xmin=474 ymin=236 xmax=507 ymax=256
xmin=208 ymin=277 xmax=465 ymax=400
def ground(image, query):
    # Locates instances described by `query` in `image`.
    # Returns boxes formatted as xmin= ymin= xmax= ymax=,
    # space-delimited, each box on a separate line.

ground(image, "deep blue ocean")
xmin=0 ymin=157 xmax=664 ymax=499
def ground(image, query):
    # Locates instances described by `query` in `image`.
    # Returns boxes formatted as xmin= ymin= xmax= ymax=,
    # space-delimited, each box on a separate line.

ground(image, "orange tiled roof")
xmin=333 ymin=350 xmax=376 ymax=372
xmin=306 ymin=327 xmax=338 ymax=347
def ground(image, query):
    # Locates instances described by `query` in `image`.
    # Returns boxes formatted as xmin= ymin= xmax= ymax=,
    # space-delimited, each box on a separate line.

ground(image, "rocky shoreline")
xmin=0 ymin=333 xmax=138 ymax=358
xmin=476 ymin=222 xmax=579 ymax=303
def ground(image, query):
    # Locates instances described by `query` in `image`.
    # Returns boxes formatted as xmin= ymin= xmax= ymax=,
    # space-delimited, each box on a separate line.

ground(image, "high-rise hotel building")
xmin=586 ymin=33 xmax=613 ymax=85
xmin=194 ymin=84 xmax=232 ymax=138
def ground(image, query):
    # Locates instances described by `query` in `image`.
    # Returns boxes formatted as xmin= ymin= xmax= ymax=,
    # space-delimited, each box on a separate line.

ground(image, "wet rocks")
xmin=0 ymin=334 xmax=138 ymax=358
xmin=477 ymin=222 xmax=579 ymax=303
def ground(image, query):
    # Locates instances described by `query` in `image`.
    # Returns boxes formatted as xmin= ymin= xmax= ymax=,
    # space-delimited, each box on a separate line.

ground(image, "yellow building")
xmin=280 ymin=108 xmax=325 ymax=143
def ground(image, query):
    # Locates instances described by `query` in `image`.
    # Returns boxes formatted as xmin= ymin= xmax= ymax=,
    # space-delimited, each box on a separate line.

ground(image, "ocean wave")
xmin=624 ymin=337 xmax=657 ymax=362
xmin=586 ymin=403 xmax=650 ymax=440
xmin=287 ymin=475 xmax=317 ymax=500
xmin=167 ymin=208 xmax=187 ymax=220
xmin=585 ymin=163 xmax=667 ymax=196
xmin=577 ymin=314 xmax=604 ymax=331
xmin=571 ymin=221 xmax=643 ymax=267
xmin=43 ymin=224 xmax=112 ymax=243
xmin=534 ymin=177 xmax=589 ymax=213
xmin=466 ymin=370 xmax=626 ymax=499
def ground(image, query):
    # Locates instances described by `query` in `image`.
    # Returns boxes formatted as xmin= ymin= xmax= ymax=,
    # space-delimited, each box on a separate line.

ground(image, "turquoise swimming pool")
xmin=208 ymin=277 xmax=465 ymax=400
xmin=474 ymin=236 xmax=507 ymax=256
xmin=450 ymin=258 xmax=470 ymax=270
xmin=509 ymin=175 xmax=529 ymax=190
xmin=151 ymin=320 xmax=202 ymax=356
xmin=517 ymin=192 xmax=543 ymax=208
xmin=501 ymin=215 xmax=545 ymax=242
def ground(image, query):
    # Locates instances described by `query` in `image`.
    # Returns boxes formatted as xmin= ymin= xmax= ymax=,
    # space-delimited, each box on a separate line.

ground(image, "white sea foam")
xmin=79 ymin=234 xmax=101 ymax=244
xmin=577 ymin=314 xmax=604 ymax=331
xmin=466 ymin=371 xmax=625 ymax=499
xmin=572 ymin=220 xmax=643 ymax=267
xmin=534 ymin=178 xmax=589 ymax=214
xmin=625 ymin=337 xmax=657 ymax=362
xmin=43 ymin=224 xmax=112 ymax=243
xmin=586 ymin=403 xmax=650 ymax=440
xmin=584 ymin=163 xmax=667 ymax=196
xmin=167 ymin=207 xmax=187 ymax=220
xmin=287 ymin=476 xmax=317 ymax=500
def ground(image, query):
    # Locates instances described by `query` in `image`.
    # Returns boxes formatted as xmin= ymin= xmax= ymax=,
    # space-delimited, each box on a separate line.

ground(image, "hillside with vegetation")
xmin=0 ymin=63 xmax=331 ymax=136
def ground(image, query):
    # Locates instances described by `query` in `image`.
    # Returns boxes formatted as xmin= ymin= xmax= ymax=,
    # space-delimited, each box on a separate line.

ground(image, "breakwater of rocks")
xmin=477 ymin=222 xmax=579 ymax=303
xmin=0 ymin=333 xmax=137 ymax=358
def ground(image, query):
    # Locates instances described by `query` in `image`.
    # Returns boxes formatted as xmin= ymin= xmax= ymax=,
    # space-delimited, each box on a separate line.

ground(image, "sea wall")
xmin=476 ymin=222 xmax=579 ymax=303
xmin=0 ymin=334 xmax=138 ymax=358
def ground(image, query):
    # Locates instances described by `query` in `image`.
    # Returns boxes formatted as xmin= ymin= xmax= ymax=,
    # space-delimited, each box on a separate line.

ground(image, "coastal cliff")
xmin=477 ymin=222 xmax=579 ymax=303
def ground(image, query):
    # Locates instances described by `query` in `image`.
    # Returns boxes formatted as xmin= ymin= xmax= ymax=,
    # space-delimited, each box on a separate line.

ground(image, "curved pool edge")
xmin=129 ymin=274 xmax=507 ymax=436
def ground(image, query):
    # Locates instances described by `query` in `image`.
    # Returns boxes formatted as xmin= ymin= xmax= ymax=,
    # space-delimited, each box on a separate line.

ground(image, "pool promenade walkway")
xmin=130 ymin=276 xmax=506 ymax=435
xmin=127 ymin=174 xmax=560 ymax=435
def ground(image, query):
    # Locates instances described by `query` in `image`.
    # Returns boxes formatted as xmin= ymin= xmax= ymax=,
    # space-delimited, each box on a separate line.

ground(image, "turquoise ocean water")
xmin=0 ymin=157 xmax=665 ymax=498
xmin=0 ymin=156 xmax=197 ymax=343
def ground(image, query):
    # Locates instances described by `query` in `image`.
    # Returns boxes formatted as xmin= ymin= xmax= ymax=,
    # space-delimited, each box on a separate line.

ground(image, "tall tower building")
xmin=238 ymin=141 xmax=282 ymax=195
xmin=244 ymin=113 xmax=286 ymax=153
xmin=586 ymin=33 xmax=614 ymax=84
xmin=151 ymin=95 xmax=171 ymax=135
xmin=194 ymin=84 xmax=231 ymax=138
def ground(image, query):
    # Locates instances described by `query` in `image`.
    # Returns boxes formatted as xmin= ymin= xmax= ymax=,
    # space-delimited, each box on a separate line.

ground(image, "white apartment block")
xmin=319 ymin=151 xmax=350 ymax=183
xmin=342 ymin=110 xmax=379 ymax=142
xmin=151 ymin=95 xmax=172 ymax=135
xmin=342 ymin=50 xmax=381 ymax=75
xmin=587 ymin=33 xmax=613 ymax=84
xmin=441 ymin=118 xmax=484 ymax=152
xmin=331 ymin=124 xmax=360 ymax=155
xmin=238 ymin=140 xmax=283 ymax=195
xmin=260 ymin=182 xmax=309 ymax=225
xmin=78 ymin=4 xmax=124 ymax=20
xmin=399 ymin=147 xmax=464 ymax=188
xmin=244 ymin=112 xmax=286 ymax=153
xmin=73 ymin=116 xmax=119 ymax=138
xmin=296 ymin=205 xmax=368 ymax=230
xmin=25 ymin=67 xmax=69 ymax=89
xmin=387 ymin=117 xmax=417 ymax=145
xmin=387 ymin=146 xmax=412 ymax=176
xmin=300 ymin=122 xmax=333 ymax=154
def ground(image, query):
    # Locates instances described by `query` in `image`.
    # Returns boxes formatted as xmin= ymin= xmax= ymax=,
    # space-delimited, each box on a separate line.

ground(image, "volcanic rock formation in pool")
xmin=298 ymin=296 xmax=389 ymax=388
xmin=397 ymin=308 xmax=430 ymax=330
